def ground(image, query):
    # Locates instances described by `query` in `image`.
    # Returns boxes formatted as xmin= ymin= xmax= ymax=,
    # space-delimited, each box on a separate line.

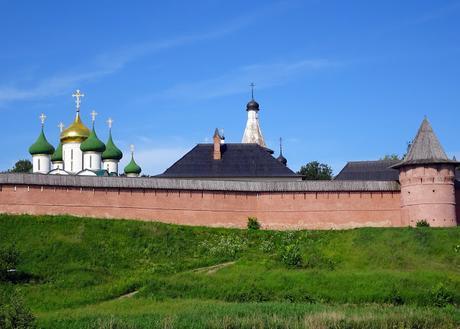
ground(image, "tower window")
xmin=38 ymin=158 xmax=40 ymax=171
xmin=90 ymin=156 xmax=92 ymax=168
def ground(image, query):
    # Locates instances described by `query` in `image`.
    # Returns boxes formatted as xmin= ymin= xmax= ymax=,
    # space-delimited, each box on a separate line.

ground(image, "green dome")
xmin=124 ymin=155 xmax=142 ymax=175
xmin=29 ymin=128 xmax=55 ymax=155
xmin=51 ymin=142 xmax=63 ymax=162
xmin=102 ymin=131 xmax=123 ymax=160
xmin=80 ymin=126 xmax=106 ymax=153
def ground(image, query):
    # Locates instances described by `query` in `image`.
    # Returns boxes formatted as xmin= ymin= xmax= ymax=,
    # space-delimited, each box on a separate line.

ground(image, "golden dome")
xmin=60 ymin=113 xmax=90 ymax=143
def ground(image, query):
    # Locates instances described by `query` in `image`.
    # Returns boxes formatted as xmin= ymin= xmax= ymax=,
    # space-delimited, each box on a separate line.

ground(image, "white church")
xmin=28 ymin=89 xmax=142 ymax=177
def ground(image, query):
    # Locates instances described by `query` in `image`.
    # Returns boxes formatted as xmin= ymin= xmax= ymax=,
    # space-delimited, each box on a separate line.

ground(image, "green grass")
xmin=0 ymin=213 xmax=459 ymax=328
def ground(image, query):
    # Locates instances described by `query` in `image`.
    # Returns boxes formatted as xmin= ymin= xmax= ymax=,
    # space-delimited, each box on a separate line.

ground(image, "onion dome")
xmin=80 ymin=126 xmax=106 ymax=153
xmin=277 ymin=154 xmax=287 ymax=166
xmin=51 ymin=142 xmax=63 ymax=162
xmin=276 ymin=137 xmax=287 ymax=166
xmin=246 ymin=99 xmax=260 ymax=112
xmin=124 ymin=153 xmax=142 ymax=175
xmin=29 ymin=128 xmax=55 ymax=155
xmin=60 ymin=113 xmax=90 ymax=144
xmin=102 ymin=130 xmax=123 ymax=160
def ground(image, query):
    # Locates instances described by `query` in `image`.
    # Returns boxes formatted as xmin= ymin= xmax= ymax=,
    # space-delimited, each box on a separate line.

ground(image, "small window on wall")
xmin=71 ymin=149 xmax=73 ymax=160
xmin=90 ymin=156 xmax=92 ymax=168
xmin=38 ymin=158 xmax=40 ymax=171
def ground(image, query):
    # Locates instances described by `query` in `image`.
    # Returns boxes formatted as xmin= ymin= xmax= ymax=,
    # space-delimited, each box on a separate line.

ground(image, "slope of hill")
xmin=0 ymin=214 xmax=459 ymax=328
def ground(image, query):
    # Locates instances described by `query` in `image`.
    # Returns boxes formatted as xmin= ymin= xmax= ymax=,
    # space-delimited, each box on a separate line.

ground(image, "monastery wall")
xmin=0 ymin=174 xmax=404 ymax=229
xmin=456 ymin=184 xmax=460 ymax=225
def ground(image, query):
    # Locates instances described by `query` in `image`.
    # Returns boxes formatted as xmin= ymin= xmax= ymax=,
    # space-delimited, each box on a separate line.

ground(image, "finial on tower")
xmin=90 ymin=110 xmax=98 ymax=124
xmin=249 ymin=82 xmax=255 ymax=100
xmin=72 ymin=89 xmax=85 ymax=112
xmin=58 ymin=122 xmax=64 ymax=133
xmin=107 ymin=118 xmax=113 ymax=130
xmin=276 ymin=137 xmax=287 ymax=166
xmin=130 ymin=144 xmax=135 ymax=155
xmin=39 ymin=113 xmax=47 ymax=127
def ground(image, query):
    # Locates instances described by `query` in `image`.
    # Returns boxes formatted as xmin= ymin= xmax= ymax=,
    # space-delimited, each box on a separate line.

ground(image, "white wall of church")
xmin=63 ymin=142 xmax=83 ymax=174
xmin=83 ymin=152 xmax=102 ymax=171
xmin=32 ymin=155 xmax=51 ymax=174
xmin=52 ymin=162 xmax=63 ymax=170
xmin=102 ymin=160 xmax=118 ymax=174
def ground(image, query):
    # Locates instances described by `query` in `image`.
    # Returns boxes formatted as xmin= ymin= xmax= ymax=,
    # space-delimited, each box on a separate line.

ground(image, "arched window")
xmin=38 ymin=158 xmax=40 ymax=171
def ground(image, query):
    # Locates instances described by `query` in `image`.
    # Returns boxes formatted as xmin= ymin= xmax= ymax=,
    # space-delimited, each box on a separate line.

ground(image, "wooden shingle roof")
xmin=158 ymin=143 xmax=299 ymax=179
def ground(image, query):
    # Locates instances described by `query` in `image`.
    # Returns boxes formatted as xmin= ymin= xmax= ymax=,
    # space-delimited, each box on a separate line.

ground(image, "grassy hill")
xmin=0 ymin=213 xmax=459 ymax=328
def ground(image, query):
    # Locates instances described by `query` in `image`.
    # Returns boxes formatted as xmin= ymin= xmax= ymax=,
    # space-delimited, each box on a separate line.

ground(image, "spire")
xmin=102 ymin=118 xmax=123 ymax=160
xmin=276 ymin=137 xmax=287 ymax=166
xmin=61 ymin=89 xmax=90 ymax=143
xmin=242 ymin=83 xmax=265 ymax=147
xmin=392 ymin=117 xmax=459 ymax=168
xmin=29 ymin=113 xmax=55 ymax=155
xmin=80 ymin=111 xmax=106 ymax=153
xmin=124 ymin=144 xmax=142 ymax=176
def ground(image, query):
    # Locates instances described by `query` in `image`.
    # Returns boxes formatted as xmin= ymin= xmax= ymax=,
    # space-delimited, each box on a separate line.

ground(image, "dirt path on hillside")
xmin=191 ymin=261 xmax=236 ymax=275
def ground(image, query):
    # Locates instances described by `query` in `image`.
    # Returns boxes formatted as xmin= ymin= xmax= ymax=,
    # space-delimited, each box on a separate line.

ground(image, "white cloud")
xmin=0 ymin=7 xmax=275 ymax=106
xmin=154 ymin=59 xmax=339 ymax=101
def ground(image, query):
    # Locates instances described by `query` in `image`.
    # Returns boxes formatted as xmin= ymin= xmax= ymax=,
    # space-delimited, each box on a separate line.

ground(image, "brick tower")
xmin=392 ymin=118 xmax=458 ymax=227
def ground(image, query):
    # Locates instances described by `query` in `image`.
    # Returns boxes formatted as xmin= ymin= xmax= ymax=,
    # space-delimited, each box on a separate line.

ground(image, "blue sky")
xmin=1 ymin=0 xmax=459 ymax=175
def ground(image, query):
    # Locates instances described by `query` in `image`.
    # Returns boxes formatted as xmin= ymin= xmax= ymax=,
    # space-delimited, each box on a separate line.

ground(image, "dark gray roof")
xmin=158 ymin=143 xmax=299 ymax=178
xmin=0 ymin=173 xmax=400 ymax=192
xmin=335 ymin=160 xmax=400 ymax=181
xmin=393 ymin=118 xmax=459 ymax=168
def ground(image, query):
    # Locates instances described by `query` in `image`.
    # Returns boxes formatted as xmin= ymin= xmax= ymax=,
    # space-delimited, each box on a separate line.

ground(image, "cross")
xmin=58 ymin=122 xmax=65 ymax=133
xmin=39 ymin=113 xmax=47 ymax=126
xmin=72 ymin=89 xmax=85 ymax=112
xmin=90 ymin=110 xmax=98 ymax=123
xmin=130 ymin=144 xmax=135 ymax=154
xmin=279 ymin=137 xmax=283 ymax=154
xmin=107 ymin=117 xmax=113 ymax=129
xmin=249 ymin=82 xmax=255 ymax=99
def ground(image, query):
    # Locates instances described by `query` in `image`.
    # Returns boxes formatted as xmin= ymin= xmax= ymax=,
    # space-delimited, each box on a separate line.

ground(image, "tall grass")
xmin=0 ymin=214 xmax=459 ymax=328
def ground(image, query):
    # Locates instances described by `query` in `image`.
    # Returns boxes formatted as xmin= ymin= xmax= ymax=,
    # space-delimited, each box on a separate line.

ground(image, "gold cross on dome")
xmin=72 ymin=89 xmax=85 ymax=112
xmin=107 ymin=117 xmax=113 ymax=129
xmin=58 ymin=122 xmax=65 ymax=133
xmin=39 ymin=113 xmax=47 ymax=126
xmin=90 ymin=110 xmax=98 ymax=123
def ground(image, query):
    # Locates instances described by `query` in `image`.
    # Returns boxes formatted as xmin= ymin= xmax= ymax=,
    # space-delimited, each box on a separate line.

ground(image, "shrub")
xmin=247 ymin=217 xmax=261 ymax=230
xmin=430 ymin=283 xmax=454 ymax=307
xmin=0 ymin=244 xmax=19 ymax=281
xmin=387 ymin=287 xmax=404 ymax=306
xmin=0 ymin=291 xmax=36 ymax=329
xmin=280 ymin=244 xmax=303 ymax=268
xmin=199 ymin=235 xmax=247 ymax=259
xmin=416 ymin=220 xmax=430 ymax=227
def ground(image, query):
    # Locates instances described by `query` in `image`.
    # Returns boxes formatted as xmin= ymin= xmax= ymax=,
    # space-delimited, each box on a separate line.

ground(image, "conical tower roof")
xmin=392 ymin=118 xmax=459 ymax=168
xmin=80 ymin=124 xmax=106 ymax=153
xmin=29 ymin=128 xmax=55 ymax=155
xmin=102 ymin=130 xmax=123 ymax=160
xmin=51 ymin=142 xmax=63 ymax=162
xmin=124 ymin=153 xmax=142 ymax=175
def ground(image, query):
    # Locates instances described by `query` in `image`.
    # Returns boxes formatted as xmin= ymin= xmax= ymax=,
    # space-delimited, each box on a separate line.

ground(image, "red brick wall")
xmin=456 ymin=188 xmax=460 ymax=226
xmin=0 ymin=184 xmax=403 ymax=229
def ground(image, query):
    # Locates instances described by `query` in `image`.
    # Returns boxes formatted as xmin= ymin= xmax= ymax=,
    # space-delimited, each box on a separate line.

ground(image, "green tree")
xmin=10 ymin=160 xmax=32 ymax=173
xmin=0 ymin=244 xmax=19 ymax=281
xmin=380 ymin=154 xmax=400 ymax=161
xmin=297 ymin=161 xmax=333 ymax=180
xmin=0 ymin=291 xmax=36 ymax=329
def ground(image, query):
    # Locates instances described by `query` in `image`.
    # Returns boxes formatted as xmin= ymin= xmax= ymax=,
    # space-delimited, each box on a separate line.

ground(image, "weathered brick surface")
xmin=0 ymin=184 xmax=404 ymax=229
